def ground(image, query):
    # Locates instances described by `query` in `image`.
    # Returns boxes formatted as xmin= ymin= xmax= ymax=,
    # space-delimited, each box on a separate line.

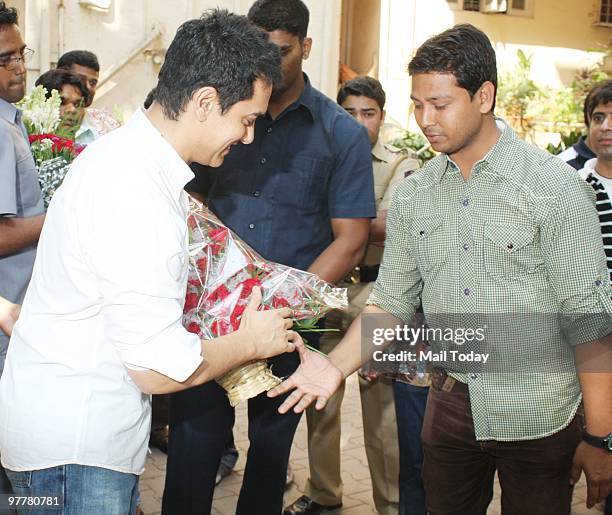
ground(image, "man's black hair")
xmin=35 ymin=68 xmax=91 ymax=105
xmin=408 ymin=24 xmax=498 ymax=111
xmin=144 ymin=87 xmax=156 ymax=110
xmin=584 ymin=80 xmax=612 ymax=127
xmin=0 ymin=1 xmax=18 ymax=27
xmin=337 ymin=76 xmax=386 ymax=111
xmin=57 ymin=50 xmax=100 ymax=72
xmin=247 ymin=0 xmax=309 ymax=40
xmin=154 ymin=9 xmax=281 ymax=120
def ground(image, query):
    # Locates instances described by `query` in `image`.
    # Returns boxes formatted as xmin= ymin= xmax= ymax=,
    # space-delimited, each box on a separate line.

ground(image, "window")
xmin=507 ymin=0 xmax=534 ymax=16
xmin=599 ymin=0 xmax=612 ymax=25
xmin=446 ymin=0 xmax=533 ymax=16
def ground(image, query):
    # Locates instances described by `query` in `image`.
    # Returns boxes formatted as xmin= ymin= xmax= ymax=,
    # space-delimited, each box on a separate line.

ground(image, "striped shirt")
xmin=578 ymin=158 xmax=612 ymax=279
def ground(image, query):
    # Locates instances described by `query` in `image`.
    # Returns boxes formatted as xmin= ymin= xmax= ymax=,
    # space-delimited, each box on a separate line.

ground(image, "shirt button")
xmin=463 ymin=288 xmax=471 ymax=296
xmin=595 ymin=279 xmax=603 ymax=286
xmin=260 ymin=157 xmax=267 ymax=165
xmin=507 ymin=243 xmax=514 ymax=250
xmin=266 ymin=127 xmax=272 ymax=134
xmin=253 ymin=191 xmax=260 ymax=197
xmin=470 ymin=373 xmax=478 ymax=380
xmin=248 ymin=223 xmax=255 ymax=230
xmin=462 ymin=198 xmax=470 ymax=207
xmin=463 ymin=243 xmax=469 ymax=251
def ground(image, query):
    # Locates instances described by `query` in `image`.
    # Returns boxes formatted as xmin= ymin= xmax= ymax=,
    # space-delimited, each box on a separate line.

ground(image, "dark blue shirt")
xmin=187 ymin=75 xmax=376 ymax=271
xmin=559 ymin=136 xmax=596 ymax=171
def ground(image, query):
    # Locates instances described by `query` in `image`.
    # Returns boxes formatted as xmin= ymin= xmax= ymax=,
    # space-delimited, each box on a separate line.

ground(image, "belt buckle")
xmin=350 ymin=267 xmax=360 ymax=284
xmin=441 ymin=376 xmax=456 ymax=392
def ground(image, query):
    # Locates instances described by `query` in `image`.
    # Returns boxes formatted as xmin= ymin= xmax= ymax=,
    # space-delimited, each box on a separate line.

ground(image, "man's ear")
xmin=192 ymin=86 xmax=218 ymax=122
xmin=302 ymin=37 xmax=312 ymax=61
xmin=381 ymin=109 xmax=386 ymax=124
xmin=478 ymin=81 xmax=496 ymax=114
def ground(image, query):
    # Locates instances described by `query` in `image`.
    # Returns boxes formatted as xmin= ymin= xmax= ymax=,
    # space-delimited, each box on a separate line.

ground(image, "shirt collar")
xmin=127 ymin=108 xmax=195 ymax=199
xmin=0 ymin=97 xmax=19 ymax=125
xmin=435 ymin=118 xmax=516 ymax=183
xmin=274 ymin=73 xmax=315 ymax=122
xmin=371 ymin=137 xmax=390 ymax=163
xmin=576 ymin=136 xmax=596 ymax=160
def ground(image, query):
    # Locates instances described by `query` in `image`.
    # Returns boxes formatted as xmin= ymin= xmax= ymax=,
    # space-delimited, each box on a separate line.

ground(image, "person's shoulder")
xmin=309 ymin=85 xmax=364 ymax=136
xmin=394 ymin=155 xmax=443 ymax=197
xmin=511 ymin=138 xmax=592 ymax=201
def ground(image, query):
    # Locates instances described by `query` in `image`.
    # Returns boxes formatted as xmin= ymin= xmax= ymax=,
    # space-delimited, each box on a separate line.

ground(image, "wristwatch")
xmin=583 ymin=432 xmax=612 ymax=453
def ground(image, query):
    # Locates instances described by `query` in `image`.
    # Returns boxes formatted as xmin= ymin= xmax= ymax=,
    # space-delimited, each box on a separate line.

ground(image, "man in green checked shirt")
xmin=269 ymin=24 xmax=612 ymax=515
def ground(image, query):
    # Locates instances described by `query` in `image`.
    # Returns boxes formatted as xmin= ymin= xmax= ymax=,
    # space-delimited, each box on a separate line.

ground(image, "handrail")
xmin=97 ymin=25 xmax=162 ymax=88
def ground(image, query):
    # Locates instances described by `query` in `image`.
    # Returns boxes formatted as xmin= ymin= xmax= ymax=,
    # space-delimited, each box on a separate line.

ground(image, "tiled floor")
xmin=140 ymin=374 xmax=605 ymax=515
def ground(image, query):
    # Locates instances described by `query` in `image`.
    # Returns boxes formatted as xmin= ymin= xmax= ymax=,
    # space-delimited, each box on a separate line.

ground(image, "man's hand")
xmin=0 ymin=297 xmax=20 ymax=336
xmin=267 ymin=344 xmax=344 ymax=413
xmin=570 ymin=441 xmax=612 ymax=508
xmin=239 ymin=286 xmax=299 ymax=359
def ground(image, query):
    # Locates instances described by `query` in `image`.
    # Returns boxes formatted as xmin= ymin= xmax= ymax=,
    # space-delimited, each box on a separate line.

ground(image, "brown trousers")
xmin=422 ymin=373 xmax=581 ymax=515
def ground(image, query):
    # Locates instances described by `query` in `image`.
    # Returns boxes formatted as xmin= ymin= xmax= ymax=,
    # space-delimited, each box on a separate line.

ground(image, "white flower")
xmin=16 ymin=85 xmax=61 ymax=134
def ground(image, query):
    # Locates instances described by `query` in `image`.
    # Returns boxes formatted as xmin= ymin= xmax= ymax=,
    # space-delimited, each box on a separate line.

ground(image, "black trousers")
xmin=162 ymin=351 xmax=302 ymax=515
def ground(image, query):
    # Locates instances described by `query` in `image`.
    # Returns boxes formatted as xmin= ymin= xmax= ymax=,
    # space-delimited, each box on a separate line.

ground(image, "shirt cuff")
xmin=122 ymin=327 xmax=203 ymax=382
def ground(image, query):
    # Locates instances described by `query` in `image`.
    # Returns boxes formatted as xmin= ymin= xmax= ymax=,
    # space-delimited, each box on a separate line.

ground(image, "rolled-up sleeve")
xmin=367 ymin=183 xmax=423 ymax=322
xmin=328 ymin=120 xmax=376 ymax=219
xmin=541 ymin=171 xmax=612 ymax=345
xmin=84 ymin=164 xmax=203 ymax=381
xmin=0 ymin=126 xmax=18 ymax=217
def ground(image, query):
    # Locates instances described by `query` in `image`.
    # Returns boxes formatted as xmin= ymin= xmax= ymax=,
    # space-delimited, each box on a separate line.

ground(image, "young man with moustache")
xmin=285 ymin=76 xmax=420 ymax=515
xmin=575 ymin=79 xmax=612 ymax=515
xmin=57 ymin=50 xmax=99 ymax=107
xmin=270 ymin=24 xmax=612 ymax=515
xmin=0 ymin=10 xmax=299 ymax=513
xmin=164 ymin=1 xmax=375 ymax=514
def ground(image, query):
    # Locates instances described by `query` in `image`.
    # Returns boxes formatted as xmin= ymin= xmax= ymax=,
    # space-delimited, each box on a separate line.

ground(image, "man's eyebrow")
xmin=278 ymin=44 xmax=292 ymax=51
xmin=0 ymin=45 xmax=24 ymax=59
xmin=410 ymin=94 xmax=453 ymax=102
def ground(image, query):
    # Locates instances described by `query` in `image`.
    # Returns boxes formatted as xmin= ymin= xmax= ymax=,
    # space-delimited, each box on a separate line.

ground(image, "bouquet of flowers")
xmin=184 ymin=198 xmax=348 ymax=406
xmin=17 ymin=85 xmax=85 ymax=207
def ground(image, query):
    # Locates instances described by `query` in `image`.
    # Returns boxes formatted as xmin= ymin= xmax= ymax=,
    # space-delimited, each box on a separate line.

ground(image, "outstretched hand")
xmin=267 ymin=343 xmax=344 ymax=414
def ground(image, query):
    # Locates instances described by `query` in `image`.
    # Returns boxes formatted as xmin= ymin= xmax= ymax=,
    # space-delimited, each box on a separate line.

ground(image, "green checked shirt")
xmin=368 ymin=119 xmax=612 ymax=441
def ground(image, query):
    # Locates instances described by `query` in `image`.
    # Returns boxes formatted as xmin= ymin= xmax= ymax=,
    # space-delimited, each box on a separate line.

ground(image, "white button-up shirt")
xmin=0 ymin=109 xmax=203 ymax=474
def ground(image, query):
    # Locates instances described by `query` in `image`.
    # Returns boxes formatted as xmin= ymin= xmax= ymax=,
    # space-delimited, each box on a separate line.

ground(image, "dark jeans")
xmin=421 ymin=372 xmax=582 ymax=515
xmin=393 ymin=381 xmax=429 ymax=515
xmin=162 ymin=351 xmax=302 ymax=515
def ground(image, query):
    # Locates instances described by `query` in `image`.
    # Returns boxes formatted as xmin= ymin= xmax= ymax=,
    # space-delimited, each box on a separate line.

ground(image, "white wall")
xmin=18 ymin=0 xmax=340 ymax=119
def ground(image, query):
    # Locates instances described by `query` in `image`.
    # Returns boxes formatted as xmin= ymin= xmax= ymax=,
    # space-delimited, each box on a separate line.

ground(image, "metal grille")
xmin=601 ymin=0 xmax=612 ymax=23
xmin=463 ymin=0 xmax=480 ymax=10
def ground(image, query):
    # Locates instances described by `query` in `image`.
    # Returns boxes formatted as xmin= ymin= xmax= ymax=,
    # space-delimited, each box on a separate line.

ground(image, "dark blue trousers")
xmin=393 ymin=381 xmax=429 ymax=515
xmin=162 ymin=352 xmax=301 ymax=515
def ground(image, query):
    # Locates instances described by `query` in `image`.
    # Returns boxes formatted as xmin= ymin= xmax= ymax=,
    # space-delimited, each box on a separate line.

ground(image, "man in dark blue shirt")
xmin=161 ymin=2 xmax=375 ymax=514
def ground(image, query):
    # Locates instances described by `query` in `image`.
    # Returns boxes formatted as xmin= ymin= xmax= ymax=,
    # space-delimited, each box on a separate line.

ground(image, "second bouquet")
xmin=184 ymin=198 xmax=348 ymax=406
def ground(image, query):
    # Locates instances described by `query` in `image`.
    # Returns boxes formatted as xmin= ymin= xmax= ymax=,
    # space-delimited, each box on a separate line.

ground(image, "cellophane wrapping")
xmin=183 ymin=198 xmax=347 ymax=406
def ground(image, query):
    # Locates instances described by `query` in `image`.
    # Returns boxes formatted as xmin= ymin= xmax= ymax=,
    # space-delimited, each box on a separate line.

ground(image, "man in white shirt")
xmin=0 ymin=10 xmax=296 ymax=514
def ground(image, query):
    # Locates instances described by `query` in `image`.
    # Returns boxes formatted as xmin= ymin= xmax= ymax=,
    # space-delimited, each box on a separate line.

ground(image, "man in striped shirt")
xmin=576 ymin=79 xmax=612 ymax=515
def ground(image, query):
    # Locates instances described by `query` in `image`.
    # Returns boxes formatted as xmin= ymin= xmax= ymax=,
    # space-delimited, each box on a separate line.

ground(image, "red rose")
xmin=239 ymin=278 xmax=261 ymax=299
xmin=186 ymin=322 xmax=201 ymax=335
xmin=184 ymin=292 xmax=199 ymax=312
xmin=272 ymin=296 xmax=290 ymax=308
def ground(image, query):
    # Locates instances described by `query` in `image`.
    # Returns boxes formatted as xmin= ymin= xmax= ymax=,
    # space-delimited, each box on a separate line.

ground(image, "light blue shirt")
xmin=0 ymin=97 xmax=44 ymax=375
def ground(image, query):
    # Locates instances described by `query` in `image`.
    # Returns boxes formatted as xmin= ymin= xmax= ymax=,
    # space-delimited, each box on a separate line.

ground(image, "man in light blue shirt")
xmin=0 ymin=2 xmax=44 ymax=377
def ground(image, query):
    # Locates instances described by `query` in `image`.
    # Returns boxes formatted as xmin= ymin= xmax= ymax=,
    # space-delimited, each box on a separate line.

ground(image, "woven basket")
xmin=216 ymin=360 xmax=282 ymax=407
